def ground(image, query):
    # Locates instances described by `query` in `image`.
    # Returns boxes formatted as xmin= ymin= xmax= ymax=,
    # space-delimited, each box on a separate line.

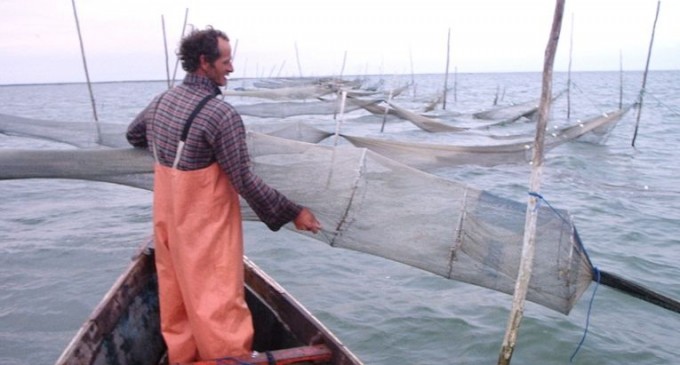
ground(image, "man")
xmin=126 ymin=26 xmax=321 ymax=363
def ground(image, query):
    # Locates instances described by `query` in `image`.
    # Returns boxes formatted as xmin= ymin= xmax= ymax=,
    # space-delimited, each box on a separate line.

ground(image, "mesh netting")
xmin=0 ymin=116 xmax=596 ymax=314
xmin=222 ymin=84 xmax=334 ymax=100
xmin=0 ymin=95 xmax=620 ymax=313
xmin=342 ymin=105 xmax=633 ymax=169
xmin=246 ymin=132 xmax=594 ymax=314
xmin=375 ymin=90 xmax=566 ymax=132
xmin=235 ymin=98 xmax=380 ymax=119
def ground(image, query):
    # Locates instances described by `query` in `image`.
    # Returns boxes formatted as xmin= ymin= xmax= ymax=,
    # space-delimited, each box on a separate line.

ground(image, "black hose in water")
xmin=599 ymin=269 xmax=680 ymax=314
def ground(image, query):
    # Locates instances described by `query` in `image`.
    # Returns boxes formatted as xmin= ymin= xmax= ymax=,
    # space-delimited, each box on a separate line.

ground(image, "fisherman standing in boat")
xmin=126 ymin=26 xmax=321 ymax=363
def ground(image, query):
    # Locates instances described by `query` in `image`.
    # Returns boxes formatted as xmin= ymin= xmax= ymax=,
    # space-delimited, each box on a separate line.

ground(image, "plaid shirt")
xmin=127 ymin=74 xmax=301 ymax=231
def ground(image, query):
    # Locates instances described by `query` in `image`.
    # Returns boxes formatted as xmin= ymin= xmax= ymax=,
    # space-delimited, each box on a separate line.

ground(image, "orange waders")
xmin=151 ymin=96 xmax=253 ymax=363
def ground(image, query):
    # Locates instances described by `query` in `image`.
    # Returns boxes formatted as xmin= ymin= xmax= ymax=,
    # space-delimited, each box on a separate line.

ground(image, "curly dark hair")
xmin=178 ymin=26 xmax=230 ymax=73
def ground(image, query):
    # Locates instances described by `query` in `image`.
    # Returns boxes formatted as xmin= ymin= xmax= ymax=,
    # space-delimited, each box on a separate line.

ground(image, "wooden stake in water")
xmin=171 ymin=8 xmax=190 ymax=88
xmin=619 ymin=50 xmax=624 ymax=110
xmin=380 ymin=91 xmax=394 ymax=133
xmin=70 ymin=0 xmax=101 ymax=144
xmin=442 ymin=28 xmax=451 ymax=110
xmin=497 ymin=1 xmax=565 ymax=364
xmin=295 ymin=42 xmax=303 ymax=78
xmin=277 ymin=60 xmax=286 ymax=78
xmin=333 ymin=91 xmax=348 ymax=146
xmin=631 ymin=0 xmax=661 ymax=148
xmin=339 ymin=50 xmax=347 ymax=79
xmin=409 ymin=48 xmax=416 ymax=99
xmin=161 ymin=15 xmax=171 ymax=89
xmin=567 ymin=13 xmax=574 ymax=120
xmin=232 ymin=39 xmax=239 ymax=61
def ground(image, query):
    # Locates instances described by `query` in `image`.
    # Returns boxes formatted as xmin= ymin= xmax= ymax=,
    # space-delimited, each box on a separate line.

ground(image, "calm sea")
xmin=1 ymin=71 xmax=679 ymax=364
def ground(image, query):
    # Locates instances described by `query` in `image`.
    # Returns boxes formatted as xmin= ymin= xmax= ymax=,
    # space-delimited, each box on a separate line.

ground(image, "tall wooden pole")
xmin=339 ymin=50 xmax=347 ymax=79
xmin=232 ymin=39 xmax=239 ymax=60
xmin=161 ymin=15 xmax=171 ymax=89
xmin=409 ymin=48 xmax=416 ymax=99
xmin=497 ymin=1 xmax=565 ymax=364
xmin=277 ymin=60 xmax=286 ymax=78
xmin=295 ymin=42 xmax=303 ymax=78
xmin=333 ymin=91 xmax=348 ymax=146
xmin=567 ymin=13 xmax=574 ymax=120
xmin=442 ymin=28 xmax=451 ymax=110
xmin=619 ymin=50 xmax=624 ymax=109
xmin=171 ymin=8 xmax=189 ymax=88
xmin=631 ymin=0 xmax=661 ymax=147
xmin=380 ymin=90 xmax=393 ymax=133
xmin=71 ymin=0 xmax=101 ymax=144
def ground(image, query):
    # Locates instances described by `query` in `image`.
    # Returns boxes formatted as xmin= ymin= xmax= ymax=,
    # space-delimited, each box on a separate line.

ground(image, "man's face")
xmin=204 ymin=37 xmax=233 ymax=87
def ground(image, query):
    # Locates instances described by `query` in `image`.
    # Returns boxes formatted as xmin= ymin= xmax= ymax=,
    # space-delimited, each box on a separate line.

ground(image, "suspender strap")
xmin=181 ymin=94 xmax=215 ymax=142
xmin=172 ymin=93 xmax=215 ymax=169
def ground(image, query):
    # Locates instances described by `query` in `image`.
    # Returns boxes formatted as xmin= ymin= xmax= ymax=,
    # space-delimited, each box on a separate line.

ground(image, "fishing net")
xmin=235 ymin=98 xmax=380 ymax=119
xmin=342 ymin=105 xmax=634 ymax=169
xmin=0 ymin=123 xmax=594 ymax=314
xmin=246 ymin=133 xmax=594 ymax=315
xmin=3 ymin=80 xmax=678 ymax=316
xmin=222 ymin=84 xmax=334 ymax=100
xmin=374 ymin=90 xmax=566 ymax=132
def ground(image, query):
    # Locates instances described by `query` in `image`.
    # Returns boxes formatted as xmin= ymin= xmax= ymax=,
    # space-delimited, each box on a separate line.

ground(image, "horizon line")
xmin=1 ymin=69 xmax=677 ymax=87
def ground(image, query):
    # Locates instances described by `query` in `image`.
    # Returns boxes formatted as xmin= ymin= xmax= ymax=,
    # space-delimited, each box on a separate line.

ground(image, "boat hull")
xmin=55 ymin=242 xmax=361 ymax=365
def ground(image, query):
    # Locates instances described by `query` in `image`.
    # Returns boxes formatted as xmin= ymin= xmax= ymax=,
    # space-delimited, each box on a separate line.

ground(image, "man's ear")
xmin=198 ymin=54 xmax=209 ymax=71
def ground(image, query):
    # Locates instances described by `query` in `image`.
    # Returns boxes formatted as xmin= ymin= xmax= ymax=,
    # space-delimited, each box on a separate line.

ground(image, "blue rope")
xmin=528 ymin=191 xmax=569 ymax=223
xmin=570 ymin=267 xmax=601 ymax=363
xmin=529 ymin=191 xmax=542 ymax=211
xmin=528 ymin=191 xmax=601 ymax=362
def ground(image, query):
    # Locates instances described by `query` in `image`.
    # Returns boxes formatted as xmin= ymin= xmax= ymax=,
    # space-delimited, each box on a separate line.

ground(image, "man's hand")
xmin=293 ymin=207 xmax=321 ymax=233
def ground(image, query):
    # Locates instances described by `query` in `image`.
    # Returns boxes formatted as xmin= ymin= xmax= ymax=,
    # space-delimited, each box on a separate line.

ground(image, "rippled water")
xmin=1 ymin=71 xmax=679 ymax=364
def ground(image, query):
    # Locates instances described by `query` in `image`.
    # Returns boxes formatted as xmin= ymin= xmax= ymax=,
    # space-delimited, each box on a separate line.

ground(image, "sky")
xmin=0 ymin=0 xmax=678 ymax=84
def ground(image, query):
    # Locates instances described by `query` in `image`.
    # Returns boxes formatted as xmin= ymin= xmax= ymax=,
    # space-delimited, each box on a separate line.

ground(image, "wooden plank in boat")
xmin=187 ymin=344 xmax=332 ymax=365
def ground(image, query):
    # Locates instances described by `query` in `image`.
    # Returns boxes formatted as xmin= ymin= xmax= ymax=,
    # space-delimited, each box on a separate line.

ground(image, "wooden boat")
xmin=55 ymin=241 xmax=363 ymax=365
